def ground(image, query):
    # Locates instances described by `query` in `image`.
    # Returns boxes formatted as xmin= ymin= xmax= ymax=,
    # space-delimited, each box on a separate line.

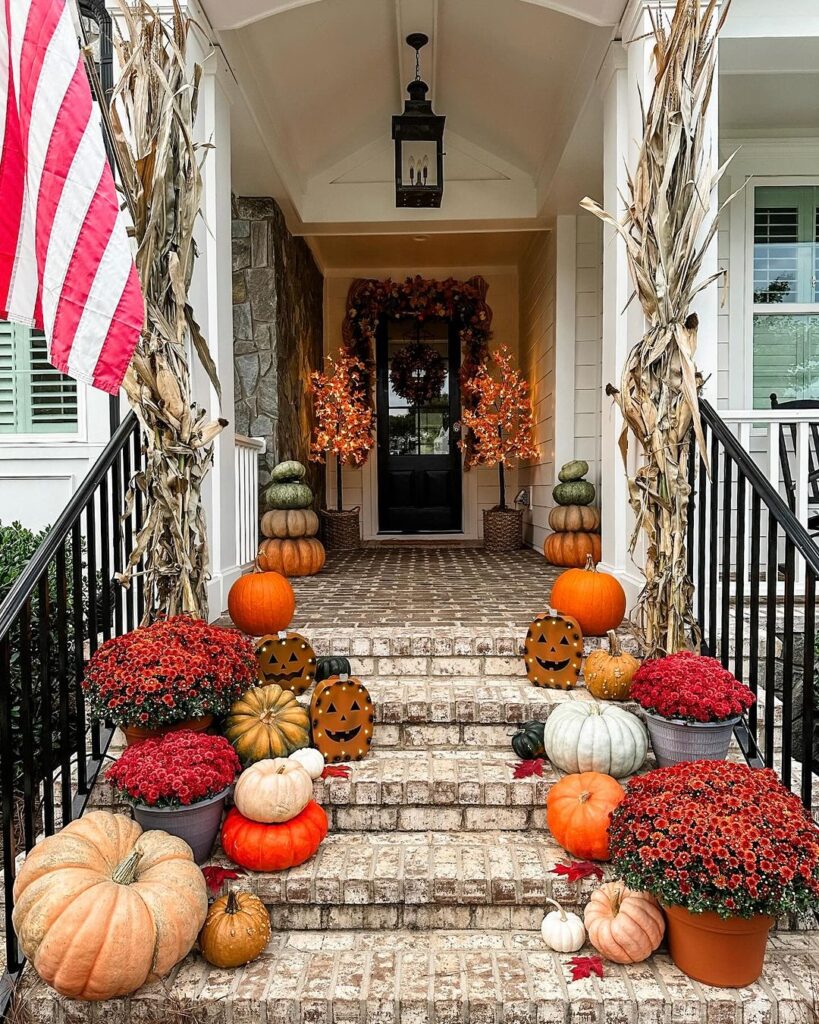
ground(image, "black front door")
xmin=376 ymin=317 xmax=462 ymax=532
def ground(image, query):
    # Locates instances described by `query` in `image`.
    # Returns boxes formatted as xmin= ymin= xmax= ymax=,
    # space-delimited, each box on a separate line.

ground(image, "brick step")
xmin=315 ymin=749 xmax=573 ymax=832
xmin=210 ymin=830 xmax=603 ymax=932
xmin=20 ymin=928 xmax=819 ymax=1024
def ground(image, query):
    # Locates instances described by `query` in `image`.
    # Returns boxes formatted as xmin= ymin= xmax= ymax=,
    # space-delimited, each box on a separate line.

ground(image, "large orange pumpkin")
xmin=544 ymin=531 xmax=601 ymax=568
xmin=12 ymin=811 xmax=207 ymax=1000
xmin=546 ymin=771 xmax=624 ymax=861
xmin=550 ymin=555 xmax=626 ymax=636
xmin=584 ymin=882 xmax=665 ymax=963
xmin=228 ymin=571 xmax=295 ymax=636
xmin=257 ymin=537 xmax=326 ymax=577
xmin=221 ymin=800 xmax=328 ymax=871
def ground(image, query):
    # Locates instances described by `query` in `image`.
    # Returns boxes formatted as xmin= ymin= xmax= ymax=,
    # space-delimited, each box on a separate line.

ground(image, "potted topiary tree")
xmin=310 ymin=352 xmax=374 ymax=549
xmin=460 ymin=345 xmax=538 ymax=551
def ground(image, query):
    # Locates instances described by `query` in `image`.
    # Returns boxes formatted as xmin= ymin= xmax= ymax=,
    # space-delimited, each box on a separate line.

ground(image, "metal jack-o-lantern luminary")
xmin=392 ymin=33 xmax=445 ymax=208
xmin=523 ymin=612 xmax=584 ymax=689
xmin=310 ymin=674 xmax=374 ymax=763
xmin=256 ymin=631 xmax=317 ymax=695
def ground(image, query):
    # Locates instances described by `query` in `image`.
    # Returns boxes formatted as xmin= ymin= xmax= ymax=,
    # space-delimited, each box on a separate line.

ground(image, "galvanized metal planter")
xmin=133 ymin=786 xmax=230 ymax=863
xmin=644 ymin=712 xmax=739 ymax=767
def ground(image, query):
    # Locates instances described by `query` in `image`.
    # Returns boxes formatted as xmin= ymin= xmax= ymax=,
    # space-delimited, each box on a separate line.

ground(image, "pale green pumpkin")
xmin=558 ymin=460 xmax=589 ymax=483
xmin=543 ymin=702 xmax=647 ymax=779
xmin=271 ymin=461 xmax=307 ymax=483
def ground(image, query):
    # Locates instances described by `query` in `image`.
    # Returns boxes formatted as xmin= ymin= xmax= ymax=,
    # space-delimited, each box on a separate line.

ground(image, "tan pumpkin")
xmin=233 ymin=758 xmax=314 ymax=823
xmin=198 ymin=890 xmax=271 ymax=968
xmin=549 ymin=505 xmax=600 ymax=533
xmin=584 ymin=882 xmax=665 ymax=963
xmin=225 ymin=684 xmax=311 ymax=766
xmin=261 ymin=508 xmax=319 ymax=539
xmin=257 ymin=537 xmax=326 ymax=577
xmin=583 ymin=630 xmax=640 ymax=700
xmin=12 ymin=811 xmax=207 ymax=1000
xmin=544 ymin=531 xmax=601 ymax=568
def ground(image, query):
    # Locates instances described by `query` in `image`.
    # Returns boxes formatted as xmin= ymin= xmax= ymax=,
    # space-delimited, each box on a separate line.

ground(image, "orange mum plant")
xmin=460 ymin=345 xmax=538 ymax=508
xmin=310 ymin=353 xmax=374 ymax=511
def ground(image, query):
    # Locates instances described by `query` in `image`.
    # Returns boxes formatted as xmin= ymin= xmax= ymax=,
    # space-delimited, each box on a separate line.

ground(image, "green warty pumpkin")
xmin=265 ymin=481 xmax=314 ymax=510
xmin=511 ymin=720 xmax=546 ymax=760
xmin=271 ymin=460 xmax=307 ymax=483
xmin=553 ymin=480 xmax=596 ymax=507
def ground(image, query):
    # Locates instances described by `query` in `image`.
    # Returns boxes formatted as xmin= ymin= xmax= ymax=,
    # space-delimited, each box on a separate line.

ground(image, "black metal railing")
xmin=688 ymin=400 xmax=818 ymax=812
xmin=0 ymin=411 xmax=143 ymax=998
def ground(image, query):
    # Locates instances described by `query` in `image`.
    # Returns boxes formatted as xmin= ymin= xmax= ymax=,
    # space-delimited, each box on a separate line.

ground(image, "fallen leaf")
xmin=201 ymin=866 xmax=246 ymax=896
xmin=322 ymin=764 xmax=352 ymax=779
xmin=551 ymin=860 xmax=604 ymax=883
xmin=510 ymin=758 xmax=545 ymax=778
xmin=568 ymin=955 xmax=604 ymax=982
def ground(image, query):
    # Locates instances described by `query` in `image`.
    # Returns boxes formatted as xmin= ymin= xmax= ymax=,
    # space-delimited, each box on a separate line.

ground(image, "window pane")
xmin=753 ymin=186 xmax=819 ymax=305
xmin=752 ymin=313 xmax=819 ymax=408
xmin=0 ymin=323 xmax=77 ymax=433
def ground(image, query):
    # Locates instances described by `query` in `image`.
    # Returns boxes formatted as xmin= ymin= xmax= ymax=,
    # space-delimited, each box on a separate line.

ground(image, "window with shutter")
xmin=752 ymin=185 xmax=819 ymax=408
xmin=0 ymin=322 xmax=78 ymax=434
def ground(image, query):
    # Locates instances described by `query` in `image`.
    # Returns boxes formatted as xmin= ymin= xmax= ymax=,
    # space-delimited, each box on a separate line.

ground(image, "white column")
xmin=553 ymin=215 xmax=577 ymax=474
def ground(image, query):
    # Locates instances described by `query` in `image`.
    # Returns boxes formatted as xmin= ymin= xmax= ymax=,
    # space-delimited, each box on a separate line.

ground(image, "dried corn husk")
xmin=110 ymin=1 xmax=223 ymax=623
xmin=580 ymin=0 xmax=734 ymax=656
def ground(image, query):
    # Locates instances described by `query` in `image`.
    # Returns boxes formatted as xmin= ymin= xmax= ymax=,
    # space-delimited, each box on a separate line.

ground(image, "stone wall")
xmin=232 ymin=197 xmax=324 ymax=504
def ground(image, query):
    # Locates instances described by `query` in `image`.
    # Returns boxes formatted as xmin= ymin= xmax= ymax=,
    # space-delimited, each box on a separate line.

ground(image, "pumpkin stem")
xmin=607 ymin=630 xmax=621 ymax=657
xmin=226 ymin=890 xmax=241 ymax=915
xmin=584 ymin=554 xmax=596 ymax=572
xmin=611 ymin=883 xmax=625 ymax=916
xmin=276 ymin=764 xmax=287 ymax=774
xmin=112 ymin=849 xmax=143 ymax=885
xmin=543 ymin=898 xmax=568 ymax=921
xmin=578 ymin=791 xmax=591 ymax=804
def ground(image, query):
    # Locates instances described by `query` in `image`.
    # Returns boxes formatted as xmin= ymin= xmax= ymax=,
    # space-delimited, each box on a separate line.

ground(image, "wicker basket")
xmin=321 ymin=507 xmax=361 ymax=550
xmin=483 ymin=507 xmax=523 ymax=552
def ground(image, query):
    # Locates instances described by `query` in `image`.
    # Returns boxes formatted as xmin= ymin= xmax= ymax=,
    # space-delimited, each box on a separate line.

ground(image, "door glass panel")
xmin=386 ymin=321 xmax=450 ymax=456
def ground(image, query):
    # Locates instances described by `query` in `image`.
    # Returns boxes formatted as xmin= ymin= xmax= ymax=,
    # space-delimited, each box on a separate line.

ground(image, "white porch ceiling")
xmin=201 ymin=0 xmax=618 ymax=233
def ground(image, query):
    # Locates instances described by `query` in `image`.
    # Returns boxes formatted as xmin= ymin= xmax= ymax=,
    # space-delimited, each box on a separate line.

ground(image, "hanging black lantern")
xmin=392 ymin=33 xmax=445 ymax=209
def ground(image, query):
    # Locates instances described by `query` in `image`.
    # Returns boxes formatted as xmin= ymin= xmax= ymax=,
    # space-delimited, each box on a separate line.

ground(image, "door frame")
xmin=372 ymin=316 xmax=467 ymax=536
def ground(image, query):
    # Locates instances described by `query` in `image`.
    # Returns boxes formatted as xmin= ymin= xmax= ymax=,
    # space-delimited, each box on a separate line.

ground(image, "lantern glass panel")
xmin=400 ymin=141 xmax=438 ymax=189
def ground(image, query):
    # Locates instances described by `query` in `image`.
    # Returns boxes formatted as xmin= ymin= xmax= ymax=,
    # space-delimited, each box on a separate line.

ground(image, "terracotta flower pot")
xmin=121 ymin=714 xmax=214 ymax=747
xmin=663 ymin=904 xmax=774 ymax=987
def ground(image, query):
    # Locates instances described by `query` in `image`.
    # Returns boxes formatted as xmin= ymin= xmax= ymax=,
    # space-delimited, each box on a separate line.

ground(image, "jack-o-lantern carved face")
xmin=523 ymin=612 xmax=583 ymax=689
xmin=310 ymin=674 xmax=374 ymax=763
xmin=256 ymin=631 xmax=316 ymax=694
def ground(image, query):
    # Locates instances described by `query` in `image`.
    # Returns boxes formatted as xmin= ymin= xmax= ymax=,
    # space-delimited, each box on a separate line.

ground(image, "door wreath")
xmin=389 ymin=341 xmax=447 ymax=406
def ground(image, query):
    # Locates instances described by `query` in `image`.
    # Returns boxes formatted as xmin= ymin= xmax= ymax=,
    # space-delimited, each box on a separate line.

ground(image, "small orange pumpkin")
xmin=546 ymin=771 xmax=624 ymax=861
xmin=221 ymin=800 xmax=328 ymax=872
xmin=228 ymin=571 xmax=295 ymax=637
xmin=257 ymin=538 xmax=326 ymax=577
xmin=583 ymin=630 xmax=640 ymax=700
xmin=584 ymin=882 xmax=665 ymax=963
xmin=198 ymin=890 xmax=271 ymax=968
xmin=544 ymin=531 xmax=601 ymax=568
xmin=550 ymin=555 xmax=626 ymax=636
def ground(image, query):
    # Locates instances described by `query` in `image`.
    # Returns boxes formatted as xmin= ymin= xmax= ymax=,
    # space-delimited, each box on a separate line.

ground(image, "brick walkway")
xmin=285 ymin=546 xmax=562 ymax=630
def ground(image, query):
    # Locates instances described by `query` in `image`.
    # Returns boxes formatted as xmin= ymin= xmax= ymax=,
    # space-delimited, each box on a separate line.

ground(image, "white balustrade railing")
xmin=234 ymin=434 xmax=265 ymax=569
xmin=718 ymin=409 xmax=818 ymax=588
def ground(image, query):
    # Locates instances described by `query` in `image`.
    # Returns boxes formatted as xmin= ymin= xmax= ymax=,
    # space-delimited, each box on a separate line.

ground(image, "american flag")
xmin=0 ymin=0 xmax=143 ymax=395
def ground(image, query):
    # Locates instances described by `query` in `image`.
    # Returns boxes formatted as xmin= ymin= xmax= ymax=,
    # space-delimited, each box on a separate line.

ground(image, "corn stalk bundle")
xmin=581 ymin=0 xmax=735 ymax=657
xmin=108 ymin=1 xmax=224 ymax=623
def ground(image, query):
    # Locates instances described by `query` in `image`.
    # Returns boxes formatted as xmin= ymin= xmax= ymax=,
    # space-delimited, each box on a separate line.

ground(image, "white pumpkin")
xmin=233 ymin=758 xmax=313 ymax=823
xmin=543 ymin=702 xmax=647 ymax=779
xmin=541 ymin=898 xmax=586 ymax=952
xmin=288 ymin=747 xmax=325 ymax=781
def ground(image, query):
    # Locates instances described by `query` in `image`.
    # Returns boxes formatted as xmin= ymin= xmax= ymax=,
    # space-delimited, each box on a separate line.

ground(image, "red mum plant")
xmin=629 ymin=651 xmax=754 ymax=724
xmin=83 ymin=615 xmax=256 ymax=728
xmin=106 ymin=731 xmax=241 ymax=808
xmin=609 ymin=760 xmax=819 ymax=919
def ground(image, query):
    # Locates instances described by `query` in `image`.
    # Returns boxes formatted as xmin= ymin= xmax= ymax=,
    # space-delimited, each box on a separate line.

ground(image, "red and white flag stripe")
xmin=0 ymin=0 xmax=143 ymax=395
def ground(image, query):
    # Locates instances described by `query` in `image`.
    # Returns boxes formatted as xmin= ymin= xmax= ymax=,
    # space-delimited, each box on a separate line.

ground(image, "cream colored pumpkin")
xmin=12 ymin=811 xmax=207 ymax=1001
xmin=261 ymin=508 xmax=319 ymax=539
xmin=584 ymin=882 xmax=665 ymax=963
xmin=543 ymin=702 xmax=647 ymax=779
xmin=288 ymin=747 xmax=325 ymax=780
xmin=540 ymin=898 xmax=586 ymax=952
xmin=548 ymin=504 xmax=601 ymax=533
xmin=233 ymin=758 xmax=313 ymax=823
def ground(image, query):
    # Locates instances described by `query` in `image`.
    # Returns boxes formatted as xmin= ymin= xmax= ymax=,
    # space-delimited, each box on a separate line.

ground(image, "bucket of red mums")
xmin=629 ymin=652 xmax=754 ymax=766
xmin=609 ymin=760 xmax=819 ymax=987
xmin=83 ymin=615 xmax=256 ymax=745
xmin=106 ymin=731 xmax=242 ymax=862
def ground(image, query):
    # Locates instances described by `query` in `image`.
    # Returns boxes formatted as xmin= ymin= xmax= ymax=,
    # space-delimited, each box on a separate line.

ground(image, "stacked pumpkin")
xmin=258 ymin=460 xmax=326 ymax=577
xmin=544 ymin=459 xmax=601 ymax=568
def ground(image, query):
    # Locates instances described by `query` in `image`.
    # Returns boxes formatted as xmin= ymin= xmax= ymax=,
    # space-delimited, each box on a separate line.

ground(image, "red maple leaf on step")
xmin=568 ymin=956 xmax=604 ymax=982
xmin=510 ymin=758 xmax=545 ymax=778
xmin=201 ymin=866 xmax=246 ymax=896
xmin=322 ymin=764 xmax=352 ymax=779
xmin=551 ymin=860 xmax=604 ymax=883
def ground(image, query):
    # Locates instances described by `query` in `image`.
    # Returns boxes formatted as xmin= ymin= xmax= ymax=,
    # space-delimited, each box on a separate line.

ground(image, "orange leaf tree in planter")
xmin=309 ymin=353 xmax=374 ymax=512
xmin=459 ymin=345 xmax=538 ymax=509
